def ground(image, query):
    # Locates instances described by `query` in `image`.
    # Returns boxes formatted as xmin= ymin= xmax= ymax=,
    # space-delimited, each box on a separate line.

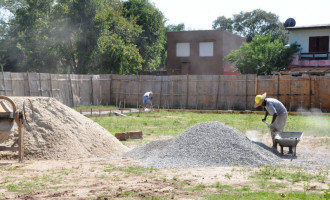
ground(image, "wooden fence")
xmin=0 ymin=72 xmax=329 ymax=112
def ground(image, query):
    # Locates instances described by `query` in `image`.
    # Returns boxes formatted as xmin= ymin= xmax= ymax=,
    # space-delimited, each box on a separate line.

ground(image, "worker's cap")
xmin=254 ymin=92 xmax=267 ymax=108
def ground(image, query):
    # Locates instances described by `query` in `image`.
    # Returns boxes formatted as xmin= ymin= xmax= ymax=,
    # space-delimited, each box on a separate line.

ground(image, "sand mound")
xmin=126 ymin=121 xmax=280 ymax=168
xmin=1 ymin=97 xmax=128 ymax=160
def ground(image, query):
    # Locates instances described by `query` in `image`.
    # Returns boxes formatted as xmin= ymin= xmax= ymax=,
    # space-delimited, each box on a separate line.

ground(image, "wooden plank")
xmin=1 ymin=68 xmax=7 ymax=96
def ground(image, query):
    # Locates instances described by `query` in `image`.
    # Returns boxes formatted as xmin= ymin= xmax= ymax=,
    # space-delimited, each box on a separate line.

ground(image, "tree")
xmin=212 ymin=9 xmax=287 ymax=42
xmin=224 ymin=34 xmax=300 ymax=75
xmin=122 ymin=0 xmax=166 ymax=71
xmin=0 ymin=0 xmax=147 ymax=74
xmin=91 ymin=1 xmax=143 ymax=74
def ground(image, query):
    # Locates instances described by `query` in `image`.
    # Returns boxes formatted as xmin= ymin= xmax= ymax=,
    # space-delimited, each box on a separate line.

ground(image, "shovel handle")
xmin=263 ymin=121 xmax=270 ymax=128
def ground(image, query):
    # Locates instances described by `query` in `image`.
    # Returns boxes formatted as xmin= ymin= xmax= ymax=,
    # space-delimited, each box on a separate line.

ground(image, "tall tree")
xmin=91 ymin=1 xmax=143 ymax=74
xmin=50 ymin=0 xmax=100 ymax=74
xmin=213 ymin=9 xmax=287 ymax=42
xmin=122 ymin=0 xmax=166 ymax=71
xmin=224 ymin=34 xmax=300 ymax=75
xmin=0 ymin=0 xmax=147 ymax=74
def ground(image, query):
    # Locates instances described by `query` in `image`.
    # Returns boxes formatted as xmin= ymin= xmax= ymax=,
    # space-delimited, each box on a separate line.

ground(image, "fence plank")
xmin=0 ymin=72 xmax=329 ymax=112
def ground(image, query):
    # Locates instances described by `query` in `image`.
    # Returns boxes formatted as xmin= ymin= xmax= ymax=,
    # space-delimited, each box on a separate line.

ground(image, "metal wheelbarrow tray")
xmin=275 ymin=132 xmax=303 ymax=156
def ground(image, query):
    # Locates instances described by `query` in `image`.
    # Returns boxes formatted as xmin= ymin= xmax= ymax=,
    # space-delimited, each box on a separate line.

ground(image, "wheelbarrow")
xmin=274 ymin=132 xmax=303 ymax=156
xmin=263 ymin=121 xmax=303 ymax=156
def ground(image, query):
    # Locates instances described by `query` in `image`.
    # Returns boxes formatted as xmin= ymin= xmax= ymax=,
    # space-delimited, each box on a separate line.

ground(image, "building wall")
xmin=167 ymin=30 xmax=245 ymax=75
xmin=289 ymin=28 xmax=330 ymax=53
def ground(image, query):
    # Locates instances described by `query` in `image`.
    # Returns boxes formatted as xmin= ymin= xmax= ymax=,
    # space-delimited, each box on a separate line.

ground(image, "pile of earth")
xmin=1 ymin=97 xmax=128 ymax=160
xmin=125 ymin=121 xmax=280 ymax=168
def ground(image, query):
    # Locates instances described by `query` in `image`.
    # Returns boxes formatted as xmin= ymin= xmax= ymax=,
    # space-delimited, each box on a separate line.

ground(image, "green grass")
xmin=92 ymin=110 xmax=330 ymax=137
xmin=251 ymin=166 xmax=329 ymax=184
xmin=73 ymin=105 xmax=118 ymax=111
xmin=121 ymin=166 xmax=156 ymax=176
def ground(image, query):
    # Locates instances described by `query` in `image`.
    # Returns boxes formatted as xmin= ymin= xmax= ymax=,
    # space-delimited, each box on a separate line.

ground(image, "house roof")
xmin=286 ymin=24 xmax=330 ymax=30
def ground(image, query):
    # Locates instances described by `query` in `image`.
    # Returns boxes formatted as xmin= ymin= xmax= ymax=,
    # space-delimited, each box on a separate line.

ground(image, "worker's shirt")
xmin=144 ymin=92 xmax=152 ymax=97
xmin=265 ymin=98 xmax=287 ymax=116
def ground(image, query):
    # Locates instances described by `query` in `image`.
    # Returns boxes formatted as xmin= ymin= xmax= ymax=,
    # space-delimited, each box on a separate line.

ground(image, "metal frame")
xmin=0 ymin=96 xmax=24 ymax=162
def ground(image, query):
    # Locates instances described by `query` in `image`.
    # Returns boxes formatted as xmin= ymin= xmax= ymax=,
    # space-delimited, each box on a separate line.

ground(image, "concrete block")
xmin=127 ymin=131 xmax=143 ymax=139
xmin=115 ymin=132 xmax=128 ymax=141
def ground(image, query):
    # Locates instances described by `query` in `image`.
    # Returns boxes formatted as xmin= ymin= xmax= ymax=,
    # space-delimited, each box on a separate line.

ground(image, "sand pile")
xmin=125 ymin=121 xmax=280 ymax=168
xmin=2 ymin=97 xmax=128 ymax=160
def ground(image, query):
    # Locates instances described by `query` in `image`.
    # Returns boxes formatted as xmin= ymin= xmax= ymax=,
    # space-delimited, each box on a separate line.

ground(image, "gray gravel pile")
xmin=125 ymin=121 xmax=280 ymax=168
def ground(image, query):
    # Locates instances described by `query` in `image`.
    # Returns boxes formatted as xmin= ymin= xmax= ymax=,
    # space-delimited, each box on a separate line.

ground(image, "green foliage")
xmin=93 ymin=1 xmax=143 ymax=74
xmin=0 ymin=0 xmax=166 ymax=74
xmin=224 ymin=34 xmax=300 ymax=75
xmin=122 ymin=0 xmax=166 ymax=71
xmin=213 ymin=9 xmax=288 ymax=42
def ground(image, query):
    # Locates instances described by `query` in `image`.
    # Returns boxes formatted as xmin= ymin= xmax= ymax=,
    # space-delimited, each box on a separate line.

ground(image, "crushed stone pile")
xmin=2 ymin=97 xmax=128 ymax=160
xmin=125 ymin=121 xmax=280 ymax=168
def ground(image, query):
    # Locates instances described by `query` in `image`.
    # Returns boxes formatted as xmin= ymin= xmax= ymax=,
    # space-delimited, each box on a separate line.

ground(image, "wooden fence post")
xmin=215 ymin=75 xmax=221 ymax=110
xmin=185 ymin=74 xmax=189 ymax=109
xmin=27 ymin=73 xmax=31 ymax=96
xmin=137 ymin=75 xmax=140 ymax=108
xmin=159 ymin=75 xmax=163 ymax=108
xmin=309 ymin=75 xmax=312 ymax=110
xmin=254 ymin=76 xmax=258 ymax=95
xmin=2 ymin=69 xmax=7 ymax=96
xmin=39 ymin=73 xmax=42 ymax=96
xmin=245 ymin=75 xmax=248 ymax=110
xmin=69 ymin=74 xmax=74 ymax=107
xmin=277 ymin=74 xmax=280 ymax=100
xmin=49 ymin=74 xmax=53 ymax=97
xmin=90 ymin=76 xmax=94 ymax=105
xmin=109 ymin=74 xmax=112 ymax=106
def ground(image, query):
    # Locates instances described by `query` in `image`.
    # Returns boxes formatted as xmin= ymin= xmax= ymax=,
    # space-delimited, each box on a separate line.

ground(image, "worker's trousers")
xmin=269 ymin=113 xmax=287 ymax=147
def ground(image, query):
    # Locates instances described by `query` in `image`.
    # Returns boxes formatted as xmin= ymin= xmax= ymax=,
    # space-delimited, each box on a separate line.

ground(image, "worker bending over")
xmin=254 ymin=92 xmax=288 ymax=149
xmin=143 ymin=91 xmax=153 ymax=111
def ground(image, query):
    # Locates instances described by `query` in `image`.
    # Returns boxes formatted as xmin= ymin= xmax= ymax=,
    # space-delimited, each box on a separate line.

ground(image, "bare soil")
xmin=0 ymin=97 xmax=328 ymax=199
xmin=0 ymin=136 xmax=329 ymax=200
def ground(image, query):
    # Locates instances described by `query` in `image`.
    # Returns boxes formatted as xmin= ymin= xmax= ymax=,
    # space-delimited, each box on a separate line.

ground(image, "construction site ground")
xmin=0 ymin=135 xmax=329 ymax=200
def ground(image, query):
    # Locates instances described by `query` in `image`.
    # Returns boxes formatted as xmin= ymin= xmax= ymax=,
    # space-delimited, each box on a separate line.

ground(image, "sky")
xmin=149 ymin=0 xmax=330 ymax=30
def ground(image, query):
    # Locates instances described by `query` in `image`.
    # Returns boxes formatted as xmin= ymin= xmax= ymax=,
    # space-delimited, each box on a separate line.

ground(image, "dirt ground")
xmin=0 ymin=135 xmax=329 ymax=200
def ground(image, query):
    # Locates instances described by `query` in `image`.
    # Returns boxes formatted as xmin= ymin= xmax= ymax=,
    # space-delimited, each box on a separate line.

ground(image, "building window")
xmin=176 ymin=43 xmax=190 ymax=57
xmin=309 ymin=36 xmax=329 ymax=52
xmin=199 ymin=42 xmax=214 ymax=57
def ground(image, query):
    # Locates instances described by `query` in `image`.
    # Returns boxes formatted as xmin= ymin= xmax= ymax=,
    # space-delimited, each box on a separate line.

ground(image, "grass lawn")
xmin=92 ymin=110 xmax=330 ymax=137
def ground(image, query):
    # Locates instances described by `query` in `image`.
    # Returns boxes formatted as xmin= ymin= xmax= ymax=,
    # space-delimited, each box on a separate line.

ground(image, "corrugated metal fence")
xmin=1 ymin=72 xmax=329 ymax=112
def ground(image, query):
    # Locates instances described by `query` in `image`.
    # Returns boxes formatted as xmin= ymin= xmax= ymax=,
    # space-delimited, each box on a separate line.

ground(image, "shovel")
xmin=263 ymin=120 xmax=271 ymax=128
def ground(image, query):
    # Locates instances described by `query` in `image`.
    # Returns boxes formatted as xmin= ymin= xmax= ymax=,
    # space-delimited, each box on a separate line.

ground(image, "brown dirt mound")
xmin=1 ymin=97 xmax=128 ymax=160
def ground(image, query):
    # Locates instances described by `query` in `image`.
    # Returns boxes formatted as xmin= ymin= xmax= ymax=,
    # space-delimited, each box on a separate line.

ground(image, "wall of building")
xmin=289 ymin=28 xmax=330 ymax=53
xmin=167 ymin=30 xmax=245 ymax=75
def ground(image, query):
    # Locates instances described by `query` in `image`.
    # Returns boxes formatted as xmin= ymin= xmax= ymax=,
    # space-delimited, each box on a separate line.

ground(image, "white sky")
xmin=150 ymin=0 xmax=330 ymax=30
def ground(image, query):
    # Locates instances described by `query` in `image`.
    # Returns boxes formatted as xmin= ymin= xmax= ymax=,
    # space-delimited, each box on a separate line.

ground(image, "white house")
xmin=286 ymin=24 xmax=330 ymax=71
